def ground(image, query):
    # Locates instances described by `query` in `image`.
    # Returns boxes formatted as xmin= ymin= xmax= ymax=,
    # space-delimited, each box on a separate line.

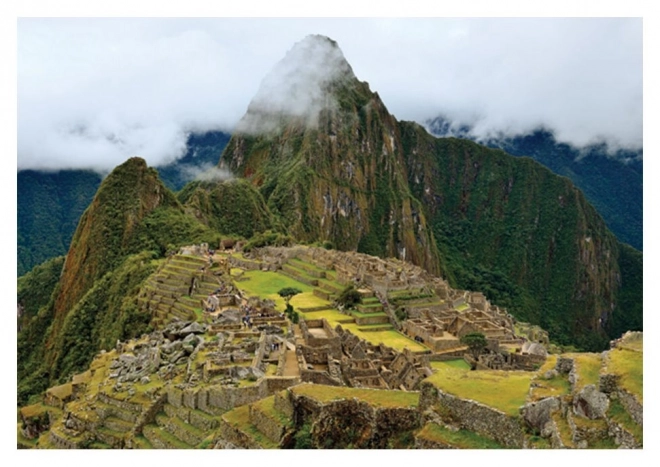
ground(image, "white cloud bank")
xmin=17 ymin=18 xmax=642 ymax=171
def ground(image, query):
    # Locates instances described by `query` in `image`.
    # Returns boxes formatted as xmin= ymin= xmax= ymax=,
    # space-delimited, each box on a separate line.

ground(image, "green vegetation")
xmin=222 ymin=405 xmax=278 ymax=449
xmin=178 ymin=179 xmax=280 ymax=240
xmin=416 ymin=422 xmax=505 ymax=449
xmin=606 ymin=346 xmax=643 ymax=402
xmin=426 ymin=366 xmax=533 ymax=416
xmin=293 ymin=421 xmax=313 ymax=449
xmin=291 ymin=383 xmax=419 ymax=409
xmin=529 ymin=373 xmax=571 ymax=401
xmin=607 ymin=398 xmax=642 ymax=445
xmin=17 ymin=251 xmax=159 ymax=405
xmin=243 ymin=230 xmax=293 ymax=252
xmin=460 ymin=332 xmax=488 ymax=361
xmin=236 ymin=270 xmax=314 ymax=310
xmin=17 ymin=255 xmax=65 ymax=327
xmin=336 ymin=284 xmax=363 ymax=309
xmin=278 ymin=287 xmax=302 ymax=305
xmin=566 ymin=352 xmax=602 ymax=391
xmin=18 ymin=169 xmax=102 ymax=276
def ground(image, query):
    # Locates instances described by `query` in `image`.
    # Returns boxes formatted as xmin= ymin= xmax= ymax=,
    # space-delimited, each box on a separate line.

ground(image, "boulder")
xmin=555 ymin=357 xmax=574 ymax=375
xmin=522 ymin=397 xmax=560 ymax=436
xmin=574 ymin=384 xmax=609 ymax=419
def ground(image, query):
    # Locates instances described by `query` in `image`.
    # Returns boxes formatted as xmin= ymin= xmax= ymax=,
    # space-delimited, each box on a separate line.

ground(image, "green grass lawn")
xmin=426 ymin=366 xmax=533 ymax=416
xmin=529 ymin=373 xmax=571 ymax=401
xmin=299 ymin=309 xmax=428 ymax=352
xmin=291 ymin=383 xmax=419 ymax=408
xmin=606 ymin=346 xmax=643 ymax=403
xmin=235 ymin=270 xmax=316 ymax=311
xmin=566 ymin=352 xmax=602 ymax=391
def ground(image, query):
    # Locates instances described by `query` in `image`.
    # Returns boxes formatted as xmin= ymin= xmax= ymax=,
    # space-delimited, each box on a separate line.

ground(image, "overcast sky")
xmin=17 ymin=17 xmax=642 ymax=172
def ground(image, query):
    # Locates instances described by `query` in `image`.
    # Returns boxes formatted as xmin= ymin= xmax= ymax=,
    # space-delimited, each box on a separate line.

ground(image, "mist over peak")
xmin=236 ymin=35 xmax=356 ymax=135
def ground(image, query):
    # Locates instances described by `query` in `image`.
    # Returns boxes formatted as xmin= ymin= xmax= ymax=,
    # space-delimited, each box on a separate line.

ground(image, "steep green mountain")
xmin=218 ymin=35 xmax=641 ymax=350
xmin=427 ymin=119 xmax=643 ymax=251
xmin=17 ymin=158 xmax=218 ymax=404
xmin=17 ymin=131 xmax=230 ymax=276
xmin=220 ymin=36 xmax=442 ymax=275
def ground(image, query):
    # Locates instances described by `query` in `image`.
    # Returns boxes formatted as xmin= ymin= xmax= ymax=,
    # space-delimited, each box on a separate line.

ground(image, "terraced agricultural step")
xmin=298 ymin=304 xmax=335 ymax=313
xmin=170 ymin=305 xmax=194 ymax=321
xmin=357 ymin=303 xmax=384 ymax=314
xmin=287 ymin=259 xmax=327 ymax=278
xmin=132 ymin=435 xmax=153 ymax=449
xmin=220 ymin=406 xmax=278 ymax=449
xmin=248 ymin=397 xmax=292 ymax=444
xmin=95 ymin=401 xmax=140 ymax=424
xmin=142 ymin=424 xmax=193 ymax=449
xmin=94 ymin=426 xmax=127 ymax=448
xmin=313 ymin=289 xmax=332 ymax=301
xmin=155 ymin=413 xmax=205 ymax=447
xmin=103 ymin=416 xmax=134 ymax=433
xmin=357 ymin=325 xmax=394 ymax=332
xmin=353 ymin=314 xmax=390 ymax=325
xmin=279 ymin=268 xmax=318 ymax=287
xmin=318 ymin=280 xmax=342 ymax=294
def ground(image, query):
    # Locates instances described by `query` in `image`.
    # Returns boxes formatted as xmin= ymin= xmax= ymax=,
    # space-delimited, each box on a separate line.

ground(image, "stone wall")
xmin=289 ymin=394 xmax=422 ymax=449
xmin=249 ymin=404 xmax=287 ymax=443
xmin=274 ymin=390 xmax=295 ymax=419
xmin=618 ymin=389 xmax=643 ymax=426
xmin=418 ymin=382 xmax=525 ymax=448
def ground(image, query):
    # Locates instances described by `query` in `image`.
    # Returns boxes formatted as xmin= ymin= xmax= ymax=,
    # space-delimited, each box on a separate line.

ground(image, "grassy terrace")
xmin=291 ymin=383 xmax=420 ymax=408
xmin=237 ymin=269 xmax=427 ymax=352
xmin=339 ymin=325 xmax=427 ymax=352
xmin=606 ymin=346 xmax=643 ymax=402
xmin=607 ymin=398 xmax=643 ymax=445
xmin=529 ymin=373 xmax=571 ymax=401
xmin=416 ymin=422 xmax=505 ymax=449
xmin=235 ymin=270 xmax=317 ymax=310
xmin=565 ymin=352 xmax=602 ymax=391
xmin=222 ymin=405 xmax=278 ymax=448
xmin=252 ymin=395 xmax=292 ymax=427
xmin=425 ymin=366 xmax=533 ymax=416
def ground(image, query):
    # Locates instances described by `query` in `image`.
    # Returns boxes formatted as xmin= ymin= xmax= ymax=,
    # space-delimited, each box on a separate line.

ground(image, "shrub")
xmin=336 ymin=285 xmax=362 ymax=309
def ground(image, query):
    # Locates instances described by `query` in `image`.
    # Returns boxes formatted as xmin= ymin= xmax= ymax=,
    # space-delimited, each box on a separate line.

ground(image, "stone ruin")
xmin=293 ymin=318 xmax=433 ymax=391
xmin=241 ymin=245 xmax=547 ymax=371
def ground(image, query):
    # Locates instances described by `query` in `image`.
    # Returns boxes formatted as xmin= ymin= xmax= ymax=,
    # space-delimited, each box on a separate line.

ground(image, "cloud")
xmin=17 ymin=18 xmax=642 ymax=171
xmin=236 ymin=35 xmax=354 ymax=135
xmin=179 ymin=163 xmax=234 ymax=183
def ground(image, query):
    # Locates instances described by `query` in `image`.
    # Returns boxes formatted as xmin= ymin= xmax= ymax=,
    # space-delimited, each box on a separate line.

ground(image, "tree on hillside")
xmin=460 ymin=332 xmax=488 ymax=361
xmin=278 ymin=287 xmax=302 ymax=306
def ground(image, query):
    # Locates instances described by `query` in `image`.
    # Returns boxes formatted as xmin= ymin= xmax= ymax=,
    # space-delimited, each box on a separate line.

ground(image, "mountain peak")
xmin=236 ymin=35 xmax=357 ymax=134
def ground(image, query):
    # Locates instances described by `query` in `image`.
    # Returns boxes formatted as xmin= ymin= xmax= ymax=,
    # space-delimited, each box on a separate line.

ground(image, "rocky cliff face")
xmin=218 ymin=35 xmax=641 ymax=349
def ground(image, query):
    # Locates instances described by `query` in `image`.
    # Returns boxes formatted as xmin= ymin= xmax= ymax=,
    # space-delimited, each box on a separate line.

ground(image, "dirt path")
xmin=282 ymin=350 xmax=300 ymax=377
